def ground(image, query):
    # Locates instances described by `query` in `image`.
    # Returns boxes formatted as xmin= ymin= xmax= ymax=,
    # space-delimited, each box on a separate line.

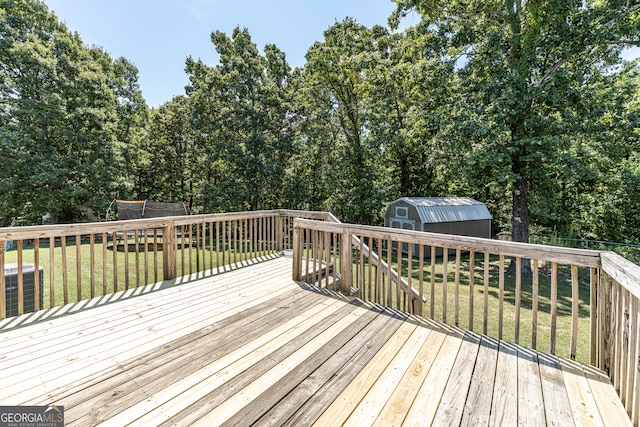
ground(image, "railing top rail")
xmin=601 ymin=251 xmax=640 ymax=300
xmin=293 ymin=218 xmax=602 ymax=269
xmin=0 ymin=209 xmax=331 ymax=241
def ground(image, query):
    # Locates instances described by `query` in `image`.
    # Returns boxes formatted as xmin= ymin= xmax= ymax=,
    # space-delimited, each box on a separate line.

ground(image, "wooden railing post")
xmin=292 ymin=221 xmax=301 ymax=281
xmin=163 ymin=220 xmax=177 ymax=280
xmin=340 ymin=230 xmax=352 ymax=295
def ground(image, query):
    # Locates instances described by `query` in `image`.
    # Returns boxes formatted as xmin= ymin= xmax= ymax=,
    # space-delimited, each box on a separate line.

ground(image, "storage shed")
xmin=384 ymin=197 xmax=492 ymax=256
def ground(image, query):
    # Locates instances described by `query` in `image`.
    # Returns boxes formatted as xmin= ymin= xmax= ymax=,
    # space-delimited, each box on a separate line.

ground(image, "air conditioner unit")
xmin=4 ymin=263 xmax=44 ymax=317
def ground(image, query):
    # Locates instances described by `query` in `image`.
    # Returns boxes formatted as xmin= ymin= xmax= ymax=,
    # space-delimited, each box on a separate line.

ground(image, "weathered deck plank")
xmin=432 ymin=331 xmax=482 ymax=426
xmin=490 ymin=341 xmax=519 ymax=426
xmin=0 ymin=256 xmax=631 ymax=427
xmin=518 ymin=346 xmax=546 ymax=426
xmin=559 ymin=357 xmax=605 ymax=427
xmin=254 ymin=307 xmax=405 ymax=426
xmin=460 ymin=335 xmax=499 ymax=426
xmin=538 ymin=352 xmax=574 ymax=427
xmin=372 ymin=319 xmax=449 ymax=426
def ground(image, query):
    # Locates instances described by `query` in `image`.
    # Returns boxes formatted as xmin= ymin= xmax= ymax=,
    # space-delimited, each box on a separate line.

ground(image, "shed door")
xmin=390 ymin=218 xmax=415 ymax=254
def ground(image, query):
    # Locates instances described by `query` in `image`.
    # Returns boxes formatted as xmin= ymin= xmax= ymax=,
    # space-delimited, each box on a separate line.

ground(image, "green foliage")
xmin=0 ymin=0 xmax=144 ymax=224
xmin=143 ymin=96 xmax=200 ymax=206
xmin=2 ymin=0 xmax=640 ymax=258
xmin=393 ymin=0 xmax=640 ymax=246
xmin=186 ymin=28 xmax=292 ymax=213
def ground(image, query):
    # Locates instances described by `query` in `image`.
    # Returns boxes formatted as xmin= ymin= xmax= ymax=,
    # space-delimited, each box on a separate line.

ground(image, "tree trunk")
xmin=509 ymin=173 xmax=533 ymax=275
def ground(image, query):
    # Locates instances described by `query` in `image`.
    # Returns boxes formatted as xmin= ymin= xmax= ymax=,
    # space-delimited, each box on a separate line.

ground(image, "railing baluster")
xmin=61 ymin=236 xmax=68 ymax=304
xmin=153 ymin=229 xmax=159 ymax=282
xmin=34 ymin=238 xmax=40 ymax=310
xmin=333 ymin=231 xmax=339 ymax=291
xmin=407 ymin=243 xmax=413 ymax=314
xmin=484 ymin=252 xmax=490 ymax=335
xmin=532 ymin=259 xmax=539 ymax=350
xmin=185 ymin=224 xmax=190 ymax=275
xmin=112 ymin=231 xmax=118 ymax=292
xmin=376 ymin=239 xmax=383 ymax=305
xmin=102 ymin=233 xmax=107 ymax=295
xmin=324 ymin=231 xmax=330 ymax=290
xmin=143 ymin=230 xmax=149 ymax=285
xmin=430 ymin=245 xmax=436 ymax=319
xmin=124 ymin=230 xmax=129 ymax=290
xmin=469 ymin=251 xmax=475 ymax=331
xmin=550 ymin=261 xmax=558 ymax=354
xmin=418 ymin=244 xmax=424 ymax=317
xmin=304 ymin=228 xmax=310 ymax=284
xmin=614 ymin=284 xmax=624 ymax=395
xmin=387 ymin=238 xmax=393 ymax=307
xmin=89 ymin=234 xmax=95 ymax=298
xmin=221 ymin=221 xmax=227 ymax=268
xmin=231 ymin=220 xmax=236 ymax=265
xmin=240 ymin=219 xmax=245 ymax=263
xmin=196 ymin=222 xmax=201 ymax=272
xmin=590 ymin=267 xmax=598 ymax=366
xmin=251 ymin=218 xmax=256 ymax=260
xmin=211 ymin=221 xmax=215 ymax=269
xmin=50 ymin=237 xmax=55 ymax=307
xmin=515 ymin=256 xmax=522 ymax=345
xmin=310 ymin=230 xmax=317 ymax=284
xmin=498 ymin=254 xmax=504 ymax=340
xmin=622 ymin=291 xmax=639 ymax=415
xmin=259 ymin=217 xmax=267 ymax=256
xmin=215 ymin=221 xmax=221 ymax=270
xmin=76 ymin=235 xmax=82 ymax=300
xmin=135 ymin=230 xmax=140 ymax=287
xmin=17 ymin=241 xmax=23 ymax=315
xmin=570 ymin=264 xmax=579 ymax=360
xmin=364 ymin=236 xmax=369 ymax=300
xmin=443 ymin=247 xmax=448 ymax=323
xmin=396 ymin=240 xmax=402 ymax=311
xmin=630 ymin=297 xmax=639 ymax=425
xmin=454 ymin=248 xmax=460 ymax=327
xmin=620 ymin=288 xmax=629 ymax=408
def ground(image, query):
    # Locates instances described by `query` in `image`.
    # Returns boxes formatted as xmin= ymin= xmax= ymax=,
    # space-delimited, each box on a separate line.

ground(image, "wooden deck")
xmin=0 ymin=256 xmax=631 ymax=426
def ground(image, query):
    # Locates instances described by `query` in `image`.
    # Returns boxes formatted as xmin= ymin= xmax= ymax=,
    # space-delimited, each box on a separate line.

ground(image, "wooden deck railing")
xmin=0 ymin=209 xmax=326 ymax=320
xmin=1 ymin=210 xmax=638 ymax=423
xmin=292 ymin=218 xmax=640 ymax=425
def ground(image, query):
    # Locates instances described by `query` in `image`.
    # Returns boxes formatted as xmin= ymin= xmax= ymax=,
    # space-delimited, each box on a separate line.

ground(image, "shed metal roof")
xmin=393 ymin=197 xmax=492 ymax=224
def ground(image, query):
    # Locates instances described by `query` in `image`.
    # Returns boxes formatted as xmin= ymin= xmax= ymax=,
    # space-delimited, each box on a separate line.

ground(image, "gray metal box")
xmin=4 ymin=263 xmax=44 ymax=317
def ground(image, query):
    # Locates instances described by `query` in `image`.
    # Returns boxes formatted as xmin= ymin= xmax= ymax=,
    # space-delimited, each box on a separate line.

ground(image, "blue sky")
xmin=41 ymin=1 xmax=639 ymax=108
xmin=42 ymin=0 xmax=412 ymax=108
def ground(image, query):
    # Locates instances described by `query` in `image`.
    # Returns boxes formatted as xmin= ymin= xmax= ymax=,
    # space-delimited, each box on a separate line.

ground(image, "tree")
xmin=393 ymin=0 xmax=640 ymax=272
xmin=299 ymin=18 xmax=391 ymax=224
xmin=110 ymin=56 xmax=149 ymax=200
xmin=0 ymin=0 xmax=124 ymax=224
xmin=145 ymin=96 xmax=200 ymax=206
xmin=186 ymin=27 xmax=292 ymax=212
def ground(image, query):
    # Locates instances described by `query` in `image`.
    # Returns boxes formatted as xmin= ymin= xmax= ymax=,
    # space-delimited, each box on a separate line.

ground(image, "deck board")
xmin=460 ymin=335 xmax=499 ymax=426
xmin=0 ymin=256 xmax=632 ymax=426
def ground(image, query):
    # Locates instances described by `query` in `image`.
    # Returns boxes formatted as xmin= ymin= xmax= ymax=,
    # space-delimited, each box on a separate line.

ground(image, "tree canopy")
xmin=1 ymin=0 xmax=639 ymax=263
